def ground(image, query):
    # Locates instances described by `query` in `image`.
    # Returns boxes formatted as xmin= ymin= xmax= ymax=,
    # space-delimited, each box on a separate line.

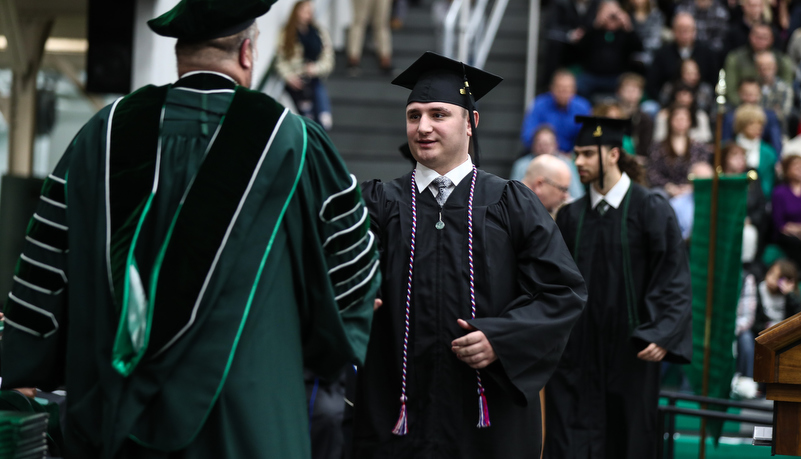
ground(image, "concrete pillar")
xmin=0 ymin=0 xmax=53 ymax=177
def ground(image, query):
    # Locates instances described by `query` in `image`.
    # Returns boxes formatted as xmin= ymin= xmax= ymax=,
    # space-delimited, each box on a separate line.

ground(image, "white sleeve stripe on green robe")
xmin=337 ymin=260 xmax=381 ymax=306
xmin=13 ymin=275 xmax=64 ymax=295
xmin=40 ymin=196 xmax=66 ymax=209
xmin=319 ymin=174 xmax=359 ymax=221
xmin=330 ymin=231 xmax=376 ymax=276
xmin=323 ymin=207 xmax=369 ymax=249
xmin=32 ymin=213 xmax=68 ymax=231
xmin=19 ymin=253 xmax=67 ymax=283
xmin=47 ymin=173 xmax=65 ymax=184
xmin=5 ymin=292 xmax=59 ymax=338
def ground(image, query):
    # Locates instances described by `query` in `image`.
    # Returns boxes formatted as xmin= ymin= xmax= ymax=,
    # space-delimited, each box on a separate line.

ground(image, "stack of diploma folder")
xmin=0 ymin=411 xmax=49 ymax=458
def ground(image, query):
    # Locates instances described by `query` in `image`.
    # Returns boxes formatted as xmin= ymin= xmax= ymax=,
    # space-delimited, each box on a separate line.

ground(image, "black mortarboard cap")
xmin=574 ymin=116 xmax=631 ymax=189
xmin=391 ymin=52 xmax=502 ymax=167
xmin=574 ymin=116 xmax=631 ymax=147
xmin=148 ymin=0 xmax=276 ymax=41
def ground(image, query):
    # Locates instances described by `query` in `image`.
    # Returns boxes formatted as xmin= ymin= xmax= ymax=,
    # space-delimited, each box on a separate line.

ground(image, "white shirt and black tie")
xmin=589 ymin=172 xmax=631 ymax=216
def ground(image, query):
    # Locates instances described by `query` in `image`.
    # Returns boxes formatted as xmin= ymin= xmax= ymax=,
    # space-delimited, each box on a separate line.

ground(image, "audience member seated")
xmin=755 ymin=259 xmax=800 ymax=332
xmin=616 ymin=73 xmax=655 ymax=157
xmin=676 ymin=0 xmax=730 ymax=64
xmin=722 ymin=142 xmax=771 ymax=263
xmin=659 ymin=58 xmax=716 ymax=114
xmin=735 ymin=272 xmax=758 ymax=379
xmin=755 ymin=50 xmax=795 ymax=133
xmin=522 ymin=154 xmax=575 ymax=216
xmin=624 ymin=0 xmax=665 ymax=66
xmin=575 ymin=0 xmax=644 ymax=99
xmin=787 ymin=26 xmax=801 ymax=67
xmin=725 ymin=0 xmax=773 ymax=55
xmin=654 ymin=83 xmax=713 ymax=143
xmin=735 ymin=260 xmax=799 ymax=381
xmin=647 ymin=104 xmax=711 ymax=196
xmin=520 ymin=70 xmax=592 ymax=152
xmin=510 ymin=125 xmax=585 ymax=199
xmin=736 ymin=104 xmax=779 ymax=196
xmin=722 ymin=78 xmax=784 ymax=156
xmin=724 ymin=22 xmax=795 ymax=106
xmin=773 ymin=154 xmax=801 ymax=266
xmin=543 ymin=0 xmax=600 ymax=89
xmin=670 ymin=161 xmax=715 ymax=240
xmin=592 ymin=101 xmax=625 ymax=117
xmin=646 ymin=12 xmax=718 ymax=100
xmin=593 ymin=100 xmax=651 ymax=165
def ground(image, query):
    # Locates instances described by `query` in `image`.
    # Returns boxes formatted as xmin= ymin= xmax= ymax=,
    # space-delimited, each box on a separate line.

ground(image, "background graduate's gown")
xmin=546 ymin=183 xmax=692 ymax=459
xmin=1 ymin=73 xmax=379 ymax=458
xmin=356 ymin=170 xmax=587 ymax=458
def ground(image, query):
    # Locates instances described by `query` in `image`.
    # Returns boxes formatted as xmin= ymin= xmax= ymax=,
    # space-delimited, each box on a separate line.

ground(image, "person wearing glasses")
xmin=522 ymin=154 xmax=574 ymax=216
xmin=510 ymin=124 xmax=585 ymax=200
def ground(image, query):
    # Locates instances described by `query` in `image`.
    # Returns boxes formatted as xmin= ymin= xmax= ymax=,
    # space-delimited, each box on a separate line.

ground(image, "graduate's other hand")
xmin=373 ymin=298 xmax=383 ymax=311
xmin=452 ymin=319 xmax=497 ymax=369
xmin=637 ymin=343 xmax=667 ymax=362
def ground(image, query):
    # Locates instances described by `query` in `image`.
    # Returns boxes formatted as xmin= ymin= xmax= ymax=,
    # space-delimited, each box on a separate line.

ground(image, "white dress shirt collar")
xmin=415 ymin=157 xmax=474 ymax=195
xmin=589 ymin=172 xmax=631 ymax=209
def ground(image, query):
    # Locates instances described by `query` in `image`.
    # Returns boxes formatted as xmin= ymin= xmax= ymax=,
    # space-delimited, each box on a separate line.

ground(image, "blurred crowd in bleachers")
xmin=520 ymin=0 xmax=801 ymax=394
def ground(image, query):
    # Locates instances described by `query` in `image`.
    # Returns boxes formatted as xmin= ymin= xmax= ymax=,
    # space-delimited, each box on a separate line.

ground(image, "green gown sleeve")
xmin=294 ymin=119 xmax=380 ymax=378
xmin=2 ymin=142 xmax=77 ymax=390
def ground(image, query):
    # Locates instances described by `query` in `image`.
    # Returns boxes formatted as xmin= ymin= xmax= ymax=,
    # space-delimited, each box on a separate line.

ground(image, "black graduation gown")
xmin=355 ymin=170 xmax=587 ymax=458
xmin=546 ymin=183 xmax=692 ymax=459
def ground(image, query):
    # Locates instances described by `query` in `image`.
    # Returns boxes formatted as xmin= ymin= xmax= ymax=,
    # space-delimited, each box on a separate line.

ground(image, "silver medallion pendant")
xmin=435 ymin=221 xmax=445 ymax=230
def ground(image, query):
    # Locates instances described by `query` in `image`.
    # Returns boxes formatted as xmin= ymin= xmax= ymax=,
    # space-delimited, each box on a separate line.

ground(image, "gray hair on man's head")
xmin=175 ymin=22 xmax=258 ymax=63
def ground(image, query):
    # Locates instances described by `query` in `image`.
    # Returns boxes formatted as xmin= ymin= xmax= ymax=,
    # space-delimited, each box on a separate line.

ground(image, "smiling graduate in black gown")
xmin=354 ymin=52 xmax=587 ymax=459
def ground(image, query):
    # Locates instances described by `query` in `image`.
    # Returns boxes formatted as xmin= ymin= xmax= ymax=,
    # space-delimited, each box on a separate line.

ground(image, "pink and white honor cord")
xmin=392 ymin=165 xmax=490 ymax=436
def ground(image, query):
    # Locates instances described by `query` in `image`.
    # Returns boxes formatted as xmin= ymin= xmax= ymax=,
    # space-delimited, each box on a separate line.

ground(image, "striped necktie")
xmin=433 ymin=176 xmax=453 ymax=207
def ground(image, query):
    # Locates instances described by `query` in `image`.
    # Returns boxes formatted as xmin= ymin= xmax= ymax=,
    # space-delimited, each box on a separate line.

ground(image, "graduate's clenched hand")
xmin=373 ymin=298 xmax=383 ymax=311
xmin=637 ymin=343 xmax=667 ymax=362
xmin=451 ymin=319 xmax=497 ymax=369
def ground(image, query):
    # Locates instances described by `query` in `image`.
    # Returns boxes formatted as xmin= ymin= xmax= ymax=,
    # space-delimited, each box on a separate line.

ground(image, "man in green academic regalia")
xmin=0 ymin=1 xmax=380 ymax=458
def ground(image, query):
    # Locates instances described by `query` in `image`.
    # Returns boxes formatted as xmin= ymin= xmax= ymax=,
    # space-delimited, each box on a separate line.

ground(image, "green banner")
xmin=686 ymin=174 xmax=750 ymax=443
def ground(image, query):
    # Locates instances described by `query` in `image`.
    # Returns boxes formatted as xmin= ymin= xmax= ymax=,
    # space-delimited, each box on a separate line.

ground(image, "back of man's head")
xmin=176 ymin=23 xmax=257 ymax=68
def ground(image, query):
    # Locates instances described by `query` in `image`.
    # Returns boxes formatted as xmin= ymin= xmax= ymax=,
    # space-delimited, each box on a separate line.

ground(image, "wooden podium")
xmin=754 ymin=312 xmax=801 ymax=456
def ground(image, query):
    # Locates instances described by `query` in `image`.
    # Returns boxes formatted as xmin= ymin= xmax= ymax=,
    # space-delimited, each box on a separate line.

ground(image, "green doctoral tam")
xmin=148 ymin=0 xmax=277 ymax=41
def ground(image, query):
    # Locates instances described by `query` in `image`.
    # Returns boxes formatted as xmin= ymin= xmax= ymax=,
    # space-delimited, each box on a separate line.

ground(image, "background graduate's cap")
xmin=391 ymin=51 xmax=502 ymax=167
xmin=574 ymin=116 xmax=631 ymax=189
xmin=148 ymin=0 xmax=276 ymax=41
